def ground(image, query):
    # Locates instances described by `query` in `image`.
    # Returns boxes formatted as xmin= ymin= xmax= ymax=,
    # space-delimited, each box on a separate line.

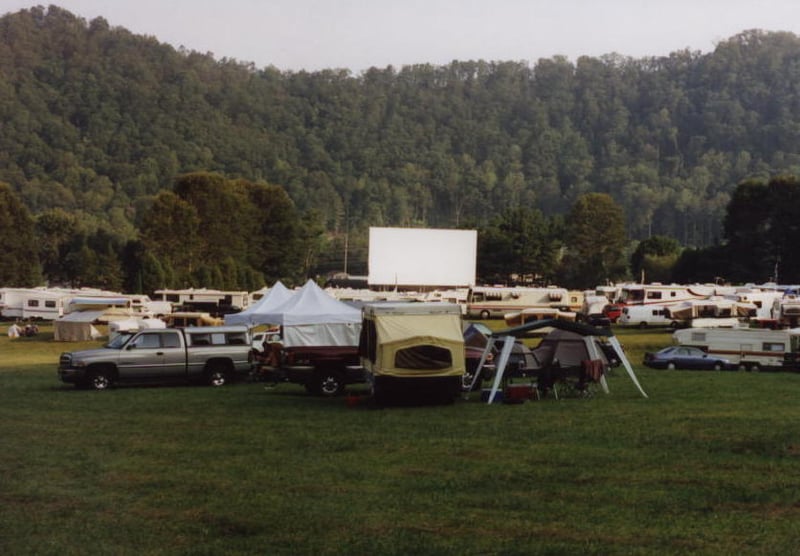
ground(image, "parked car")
xmin=603 ymin=303 xmax=623 ymax=323
xmin=643 ymin=346 xmax=731 ymax=370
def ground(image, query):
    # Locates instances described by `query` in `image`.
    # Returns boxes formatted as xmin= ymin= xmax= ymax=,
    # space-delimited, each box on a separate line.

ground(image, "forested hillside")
xmin=3 ymin=6 xmax=800 ymax=288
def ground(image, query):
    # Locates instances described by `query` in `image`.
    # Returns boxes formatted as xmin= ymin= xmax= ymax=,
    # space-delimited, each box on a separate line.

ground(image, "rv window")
xmin=27 ymin=299 xmax=39 ymax=307
xmin=647 ymin=291 xmax=662 ymax=300
xmin=395 ymin=345 xmax=452 ymax=370
xmin=690 ymin=332 xmax=706 ymax=342
xmin=46 ymin=300 xmax=56 ymax=308
xmin=763 ymin=342 xmax=785 ymax=353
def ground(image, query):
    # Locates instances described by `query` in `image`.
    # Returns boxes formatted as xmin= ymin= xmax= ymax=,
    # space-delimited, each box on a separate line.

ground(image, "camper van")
xmin=618 ymin=305 xmax=676 ymax=328
xmin=673 ymin=327 xmax=800 ymax=371
xmin=359 ymin=302 xmax=465 ymax=404
xmin=466 ymin=286 xmax=570 ymax=319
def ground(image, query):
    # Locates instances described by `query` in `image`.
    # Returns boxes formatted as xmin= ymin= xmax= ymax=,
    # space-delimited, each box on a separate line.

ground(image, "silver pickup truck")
xmin=58 ymin=325 xmax=253 ymax=390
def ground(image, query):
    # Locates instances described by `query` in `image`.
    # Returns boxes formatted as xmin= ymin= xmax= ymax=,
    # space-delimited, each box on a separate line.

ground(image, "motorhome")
xmin=673 ymin=327 xmax=800 ymax=371
xmin=617 ymin=283 xmax=713 ymax=307
xmin=466 ymin=286 xmax=570 ymax=319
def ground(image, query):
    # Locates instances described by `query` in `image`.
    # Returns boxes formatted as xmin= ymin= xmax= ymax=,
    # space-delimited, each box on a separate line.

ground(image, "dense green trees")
xmin=6 ymin=8 xmax=800 ymax=288
xmin=0 ymin=182 xmax=40 ymax=285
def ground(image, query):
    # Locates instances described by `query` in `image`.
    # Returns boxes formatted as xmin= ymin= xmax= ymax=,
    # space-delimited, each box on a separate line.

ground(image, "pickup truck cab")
xmin=58 ymin=325 xmax=253 ymax=390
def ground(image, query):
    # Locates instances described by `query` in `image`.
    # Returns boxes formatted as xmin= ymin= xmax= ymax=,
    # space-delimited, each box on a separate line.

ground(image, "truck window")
xmin=190 ymin=334 xmax=211 ymax=346
xmin=162 ymin=332 xmax=181 ymax=348
xmin=132 ymin=333 xmax=161 ymax=349
xmin=226 ymin=333 xmax=247 ymax=345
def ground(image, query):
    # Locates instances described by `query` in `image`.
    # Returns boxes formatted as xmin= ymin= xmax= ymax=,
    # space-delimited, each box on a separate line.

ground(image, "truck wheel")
xmin=480 ymin=310 xmax=491 ymax=320
xmin=88 ymin=369 xmax=112 ymax=390
xmin=316 ymin=371 xmax=344 ymax=397
xmin=206 ymin=366 xmax=227 ymax=387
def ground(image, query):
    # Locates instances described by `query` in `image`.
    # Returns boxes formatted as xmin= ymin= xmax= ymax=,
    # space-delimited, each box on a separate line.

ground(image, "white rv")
xmin=0 ymin=288 xmax=67 ymax=320
xmin=618 ymin=283 xmax=713 ymax=307
xmin=618 ymin=304 xmax=676 ymax=328
xmin=673 ymin=327 xmax=800 ymax=371
xmin=466 ymin=286 xmax=569 ymax=319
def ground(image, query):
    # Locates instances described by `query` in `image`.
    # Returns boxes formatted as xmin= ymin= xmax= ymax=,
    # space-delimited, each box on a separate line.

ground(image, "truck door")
xmin=117 ymin=331 xmax=185 ymax=379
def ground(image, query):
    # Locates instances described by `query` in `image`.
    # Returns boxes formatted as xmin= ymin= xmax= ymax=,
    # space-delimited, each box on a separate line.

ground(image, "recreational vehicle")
xmin=466 ymin=286 xmax=569 ymax=319
xmin=618 ymin=283 xmax=713 ymax=307
xmin=772 ymin=291 xmax=800 ymax=328
xmin=673 ymin=327 xmax=800 ymax=371
xmin=153 ymin=288 xmax=249 ymax=316
xmin=0 ymin=288 xmax=67 ymax=320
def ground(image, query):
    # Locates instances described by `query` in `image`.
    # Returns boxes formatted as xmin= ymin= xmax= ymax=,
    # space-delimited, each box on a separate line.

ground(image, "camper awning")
xmin=58 ymin=310 xmax=107 ymax=323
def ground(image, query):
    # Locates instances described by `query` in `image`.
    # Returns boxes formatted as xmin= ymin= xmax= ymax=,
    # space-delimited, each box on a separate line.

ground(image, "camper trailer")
xmin=673 ymin=327 xmax=800 ymax=371
xmin=466 ymin=286 xmax=570 ymax=319
xmin=618 ymin=283 xmax=712 ymax=306
xmin=153 ymin=288 xmax=249 ymax=316
xmin=0 ymin=288 xmax=67 ymax=320
xmin=359 ymin=302 xmax=465 ymax=404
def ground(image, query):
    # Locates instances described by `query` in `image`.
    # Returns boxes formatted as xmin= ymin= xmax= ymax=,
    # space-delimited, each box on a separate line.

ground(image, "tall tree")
xmin=560 ymin=193 xmax=628 ymax=288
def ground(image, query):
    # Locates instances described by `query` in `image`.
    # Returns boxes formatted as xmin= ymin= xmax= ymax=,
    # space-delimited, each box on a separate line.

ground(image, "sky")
xmin=3 ymin=1 xmax=800 ymax=72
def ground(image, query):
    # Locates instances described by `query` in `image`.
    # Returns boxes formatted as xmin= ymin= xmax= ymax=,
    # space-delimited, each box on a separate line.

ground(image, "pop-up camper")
xmin=359 ymin=302 xmax=465 ymax=405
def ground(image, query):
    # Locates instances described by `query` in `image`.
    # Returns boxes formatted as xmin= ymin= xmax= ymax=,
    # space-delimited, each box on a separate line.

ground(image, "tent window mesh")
xmin=394 ymin=345 xmax=452 ymax=370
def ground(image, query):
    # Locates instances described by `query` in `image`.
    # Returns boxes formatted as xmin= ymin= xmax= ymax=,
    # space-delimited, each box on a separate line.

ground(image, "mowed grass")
xmin=3 ymin=324 xmax=800 ymax=554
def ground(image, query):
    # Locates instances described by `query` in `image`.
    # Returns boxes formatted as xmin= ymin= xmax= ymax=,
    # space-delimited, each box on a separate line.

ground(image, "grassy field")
xmin=3 ymin=324 xmax=800 ymax=555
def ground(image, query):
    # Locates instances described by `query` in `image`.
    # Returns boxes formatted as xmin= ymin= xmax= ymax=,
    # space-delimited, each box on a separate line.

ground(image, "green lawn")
xmin=2 ymin=325 xmax=800 ymax=554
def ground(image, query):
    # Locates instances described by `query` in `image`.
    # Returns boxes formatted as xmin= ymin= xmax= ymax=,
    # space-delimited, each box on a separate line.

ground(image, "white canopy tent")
xmin=257 ymin=279 xmax=362 ymax=348
xmin=224 ymin=281 xmax=294 ymax=326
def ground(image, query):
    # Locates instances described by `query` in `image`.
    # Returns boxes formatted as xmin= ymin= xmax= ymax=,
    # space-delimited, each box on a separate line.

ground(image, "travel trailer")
xmin=617 ymin=283 xmax=713 ymax=307
xmin=664 ymin=298 xmax=756 ymax=328
xmin=772 ymin=291 xmax=800 ymax=328
xmin=0 ymin=288 xmax=68 ymax=320
xmin=673 ymin=327 xmax=800 ymax=371
xmin=153 ymin=288 xmax=249 ymax=316
xmin=466 ymin=286 xmax=570 ymax=319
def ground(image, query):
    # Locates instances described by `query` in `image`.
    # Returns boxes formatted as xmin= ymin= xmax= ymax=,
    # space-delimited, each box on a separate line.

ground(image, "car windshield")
xmin=105 ymin=332 xmax=135 ymax=349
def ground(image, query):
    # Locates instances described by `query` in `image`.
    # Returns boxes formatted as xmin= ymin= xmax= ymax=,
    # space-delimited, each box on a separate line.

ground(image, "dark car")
xmin=643 ymin=346 xmax=731 ymax=370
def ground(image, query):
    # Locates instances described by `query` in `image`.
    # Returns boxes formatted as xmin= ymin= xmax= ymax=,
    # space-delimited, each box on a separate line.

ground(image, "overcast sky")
xmin=4 ymin=1 xmax=800 ymax=72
